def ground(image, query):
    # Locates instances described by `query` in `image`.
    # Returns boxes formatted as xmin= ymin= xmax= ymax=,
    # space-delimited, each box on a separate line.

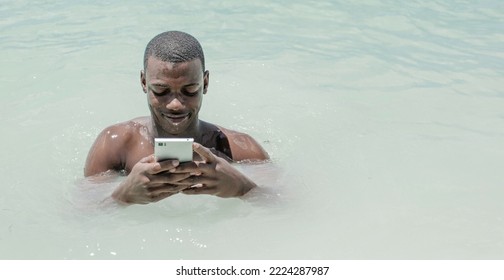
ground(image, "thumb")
xmin=141 ymin=154 xmax=163 ymax=174
xmin=193 ymin=143 xmax=216 ymax=163
xmin=140 ymin=154 xmax=156 ymax=163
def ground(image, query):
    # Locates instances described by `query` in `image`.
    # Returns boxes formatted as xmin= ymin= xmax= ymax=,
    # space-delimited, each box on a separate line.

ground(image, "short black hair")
xmin=143 ymin=31 xmax=205 ymax=71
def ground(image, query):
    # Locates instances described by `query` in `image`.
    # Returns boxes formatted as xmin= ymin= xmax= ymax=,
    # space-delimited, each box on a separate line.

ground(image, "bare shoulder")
xmin=102 ymin=117 xmax=150 ymax=140
xmin=217 ymin=126 xmax=270 ymax=162
xmin=84 ymin=117 xmax=150 ymax=176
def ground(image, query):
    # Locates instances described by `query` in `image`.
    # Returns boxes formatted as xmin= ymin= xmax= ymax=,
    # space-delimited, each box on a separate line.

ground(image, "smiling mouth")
xmin=161 ymin=112 xmax=190 ymax=124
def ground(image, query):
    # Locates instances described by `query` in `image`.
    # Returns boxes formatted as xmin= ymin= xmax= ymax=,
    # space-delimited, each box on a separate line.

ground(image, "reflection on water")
xmin=1 ymin=0 xmax=504 ymax=259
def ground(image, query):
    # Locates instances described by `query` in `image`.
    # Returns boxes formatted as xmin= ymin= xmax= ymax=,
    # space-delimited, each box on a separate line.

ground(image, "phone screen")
xmin=154 ymin=138 xmax=194 ymax=162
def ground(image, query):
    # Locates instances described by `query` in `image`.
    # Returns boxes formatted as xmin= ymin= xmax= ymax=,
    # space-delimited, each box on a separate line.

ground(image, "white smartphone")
xmin=154 ymin=138 xmax=194 ymax=162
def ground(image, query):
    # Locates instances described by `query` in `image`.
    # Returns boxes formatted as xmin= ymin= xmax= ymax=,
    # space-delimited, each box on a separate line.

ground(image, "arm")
xmin=84 ymin=125 xmax=125 ymax=177
xmin=84 ymin=124 xmax=192 ymax=205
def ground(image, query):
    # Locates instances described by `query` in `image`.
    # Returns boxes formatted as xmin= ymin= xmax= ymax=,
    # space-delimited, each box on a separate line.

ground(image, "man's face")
xmin=141 ymin=57 xmax=209 ymax=136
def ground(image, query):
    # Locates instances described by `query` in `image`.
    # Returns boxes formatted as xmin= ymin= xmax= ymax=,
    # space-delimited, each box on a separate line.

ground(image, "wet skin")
xmin=84 ymin=57 xmax=269 ymax=204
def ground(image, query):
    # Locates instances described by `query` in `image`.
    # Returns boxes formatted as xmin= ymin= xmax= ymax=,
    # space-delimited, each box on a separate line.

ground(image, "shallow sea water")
xmin=1 ymin=0 xmax=504 ymax=259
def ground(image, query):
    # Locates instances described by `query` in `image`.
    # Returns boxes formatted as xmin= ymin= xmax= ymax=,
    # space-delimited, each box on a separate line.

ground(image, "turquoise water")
xmin=1 ymin=0 xmax=504 ymax=259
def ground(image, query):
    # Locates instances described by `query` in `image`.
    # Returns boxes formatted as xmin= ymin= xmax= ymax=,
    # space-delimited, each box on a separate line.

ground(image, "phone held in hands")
xmin=154 ymin=138 xmax=194 ymax=162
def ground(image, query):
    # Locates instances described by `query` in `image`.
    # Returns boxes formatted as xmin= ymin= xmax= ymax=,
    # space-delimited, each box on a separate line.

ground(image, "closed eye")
xmin=183 ymin=85 xmax=200 ymax=96
xmin=150 ymin=85 xmax=170 ymax=96
xmin=152 ymin=90 xmax=167 ymax=96
xmin=183 ymin=89 xmax=198 ymax=96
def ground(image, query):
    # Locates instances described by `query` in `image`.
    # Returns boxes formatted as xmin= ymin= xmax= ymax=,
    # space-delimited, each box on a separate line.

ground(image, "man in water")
xmin=84 ymin=31 xmax=269 ymax=205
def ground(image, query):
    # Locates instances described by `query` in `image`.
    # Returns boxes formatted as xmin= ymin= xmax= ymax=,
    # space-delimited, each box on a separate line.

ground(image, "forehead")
xmin=145 ymin=56 xmax=203 ymax=80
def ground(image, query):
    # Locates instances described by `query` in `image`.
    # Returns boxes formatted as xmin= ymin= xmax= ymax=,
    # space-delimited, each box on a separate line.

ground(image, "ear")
xmin=140 ymin=70 xmax=147 ymax=93
xmin=203 ymin=70 xmax=209 ymax=95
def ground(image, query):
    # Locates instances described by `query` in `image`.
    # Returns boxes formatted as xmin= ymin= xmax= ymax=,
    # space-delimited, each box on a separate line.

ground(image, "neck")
xmin=149 ymin=118 xmax=201 ymax=139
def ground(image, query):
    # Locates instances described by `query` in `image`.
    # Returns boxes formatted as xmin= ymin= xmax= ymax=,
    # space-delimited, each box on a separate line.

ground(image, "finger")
xmin=134 ymin=155 xmax=163 ymax=175
xmin=182 ymin=186 xmax=217 ymax=195
xmin=148 ymin=172 xmax=191 ymax=184
xmin=149 ymin=185 xmax=188 ymax=196
xmin=193 ymin=143 xmax=216 ymax=163
xmin=158 ymin=159 xmax=180 ymax=171
xmin=140 ymin=154 xmax=156 ymax=163
xmin=176 ymin=174 xmax=209 ymax=186
xmin=148 ymin=159 xmax=180 ymax=175
xmin=169 ymin=161 xmax=201 ymax=174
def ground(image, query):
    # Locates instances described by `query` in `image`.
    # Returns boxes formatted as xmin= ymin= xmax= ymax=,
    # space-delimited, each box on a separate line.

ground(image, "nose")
xmin=166 ymin=97 xmax=184 ymax=111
